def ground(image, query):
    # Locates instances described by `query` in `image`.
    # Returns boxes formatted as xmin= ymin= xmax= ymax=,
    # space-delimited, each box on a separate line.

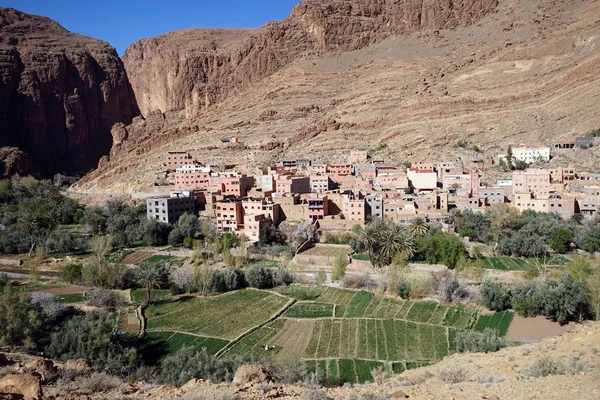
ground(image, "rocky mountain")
xmin=123 ymin=0 xmax=498 ymax=118
xmin=0 ymin=8 xmax=139 ymax=177
xmin=74 ymin=0 xmax=600 ymax=195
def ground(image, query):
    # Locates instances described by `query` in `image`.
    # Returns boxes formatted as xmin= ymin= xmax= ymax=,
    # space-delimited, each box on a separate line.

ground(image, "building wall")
xmin=343 ymin=198 xmax=365 ymax=222
xmin=146 ymin=196 xmax=195 ymax=224
xmin=166 ymin=152 xmax=194 ymax=169
xmin=407 ymin=169 xmax=437 ymax=191
xmin=215 ymin=201 xmax=243 ymax=232
xmin=512 ymin=169 xmax=551 ymax=196
xmin=310 ymin=175 xmax=330 ymax=193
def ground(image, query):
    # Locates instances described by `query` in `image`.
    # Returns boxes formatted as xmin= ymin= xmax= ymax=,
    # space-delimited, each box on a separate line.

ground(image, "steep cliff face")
xmin=123 ymin=0 xmax=498 ymax=117
xmin=0 ymin=8 xmax=139 ymax=177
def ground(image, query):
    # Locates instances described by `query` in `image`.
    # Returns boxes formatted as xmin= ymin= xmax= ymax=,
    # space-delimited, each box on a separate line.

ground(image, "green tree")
xmin=408 ymin=217 xmax=429 ymax=238
xmin=549 ymin=228 xmax=574 ymax=253
xmin=168 ymin=228 xmax=185 ymax=247
xmin=481 ymin=279 xmax=510 ymax=311
xmin=82 ymin=236 xmax=117 ymax=287
xmin=246 ymin=265 xmax=273 ymax=289
xmin=59 ymin=263 xmax=83 ymax=284
xmin=46 ymin=311 xmax=138 ymax=374
xmin=177 ymin=213 xmax=200 ymax=238
xmin=259 ymin=223 xmax=286 ymax=246
xmin=137 ymin=265 xmax=161 ymax=306
xmin=0 ymin=292 xmax=48 ymax=351
xmin=565 ymin=256 xmax=594 ymax=285
xmin=331 ymin=251 xmax=347 ymax=281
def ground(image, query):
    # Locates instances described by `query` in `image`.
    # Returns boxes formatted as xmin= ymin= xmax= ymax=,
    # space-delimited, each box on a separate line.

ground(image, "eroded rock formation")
xmin=123 ymin=0 xmax=498 ymax=117
xmin=0 ymin=8 xmax=139 ymax=177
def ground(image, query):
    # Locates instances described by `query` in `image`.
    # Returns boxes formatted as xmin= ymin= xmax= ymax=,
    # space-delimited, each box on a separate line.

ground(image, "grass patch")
xmin=248 ymin=260 xmax=282 ymax=268
xmin=483 ymin=256 xmax=569 ymax=271
xmin=57 ymin=293 xmax=87 ymax=303
xmin=142 ymin=331 xmax=228 ymax=363
xmin=131 ymin=289 xmax=171 ymax=304
xmin=351 ymin=254 xmax=370 ymax=261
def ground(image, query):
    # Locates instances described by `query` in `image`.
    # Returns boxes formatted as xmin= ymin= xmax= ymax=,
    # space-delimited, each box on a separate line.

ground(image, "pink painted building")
xmin=308 ymin=195 xmax=329 ymax=221
xmin=512 ymin=169 xmax=551 ymax=196
xmin=275 ymin=175 xmax=310 ymax=194
xmin=328 ymin=164 xmax=352 ymax=183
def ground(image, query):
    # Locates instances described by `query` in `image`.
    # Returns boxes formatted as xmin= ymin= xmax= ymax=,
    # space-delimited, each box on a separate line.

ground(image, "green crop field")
xmin=142 ymin=285 xmax=514 ymax=385
xmin=57 ymin=293 xmax=87 ymax=303
xmin=474 ymin=311 xmax=515 ymax=336
xmin=284 ymin=302 xmax=334 ymax=318
xmin=483 ymin=256 xmax=569 ymax=271
xmin=143 ymin=331 xmax=229 ymax=362
xmin=145 ymin=289 xmax=290 ymax=339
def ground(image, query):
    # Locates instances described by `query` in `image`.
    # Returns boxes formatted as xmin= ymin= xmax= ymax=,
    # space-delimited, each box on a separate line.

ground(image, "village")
xmin=146 ymin=137 xmax=600 ymax=243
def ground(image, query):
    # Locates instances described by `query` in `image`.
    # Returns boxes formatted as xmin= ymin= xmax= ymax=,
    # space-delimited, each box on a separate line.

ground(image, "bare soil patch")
xmin=32 ymin=285 xmax=87 ymax=295
xmin=505 ymin=315 xmax=568 ymax=342
xmin=121 ymin=250 xmax=155 ymax=265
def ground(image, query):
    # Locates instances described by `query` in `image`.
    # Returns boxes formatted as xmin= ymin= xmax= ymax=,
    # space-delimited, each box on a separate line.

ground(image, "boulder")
xmin=233 ymin=365 xmax=272 ymax=387
xmin=0 ymin=373 xmax=42 ymax=400
xmin=64 ymin=359 xmax=93 ymax=375
xmin=25 ymin=359 xmax=57 ymax=383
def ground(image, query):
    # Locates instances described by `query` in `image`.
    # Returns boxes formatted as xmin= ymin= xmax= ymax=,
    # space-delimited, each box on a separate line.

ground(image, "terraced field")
xmin=145 ymin=286 xmax=512 ymax=384
xmin=483 ymin=256 xmax=569 ymax=271
xmin=145 ymin=289 xmax=290 ymax=339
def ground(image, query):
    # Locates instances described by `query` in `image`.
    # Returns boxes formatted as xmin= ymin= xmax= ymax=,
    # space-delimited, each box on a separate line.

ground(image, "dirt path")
xmin=506 ymin=315 xmax=568 ymax=342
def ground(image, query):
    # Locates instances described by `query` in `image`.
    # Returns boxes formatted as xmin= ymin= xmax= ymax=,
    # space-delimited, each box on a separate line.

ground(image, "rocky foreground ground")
xmin=0 ymin=321 xmax=598 ymax=399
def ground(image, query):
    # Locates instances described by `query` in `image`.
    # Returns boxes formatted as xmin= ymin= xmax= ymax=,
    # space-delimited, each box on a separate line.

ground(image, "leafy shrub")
xmin=168 ymin=228 xmax=185 ymax=247
xmin=396 ymin=280 xmax=410 ymax=299
xmin=273 ymin=267 xmax=293 ymax=287
xmin=514 ymin=298 xmax=538 ymax=317
xmin=60 ymin=264 xmax=83 ymax=284
xmin=332 ymin=252 xmax=347 ymax=282
xmin=246 ymin=265 xmax=274 ymax=289
xmin=481 ymin=279 xmax=511 ymax=311
xmin=224 ymin=268 xmax=247 ymax=291
xmin=0 ymin=292 xmax=49 ymax=350
xmin=112 ymin=267 xmax=139 ymax=290
xmin=157 ymin=347 xmax=250 ymax=386
xmin=46 ymin=311 xmax=139 ymax=374
xmin=343 ymin=275 xmax=367 ymax=289
xmin=455 ymin=328 xmax=505 ymax=353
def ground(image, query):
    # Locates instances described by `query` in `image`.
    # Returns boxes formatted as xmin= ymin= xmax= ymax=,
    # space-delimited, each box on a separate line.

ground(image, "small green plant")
xmin=525 ymin=355 xmax=565 ymax=377
xmin=332 ymin=252 xmax=347 ymax=281
xmin=396 ymin=280 xmax=410 ymax=299
xmin=371 ymin=143 xmax=388 ymax=153
xmin=472 ymin=145 xmax=480 ymax=152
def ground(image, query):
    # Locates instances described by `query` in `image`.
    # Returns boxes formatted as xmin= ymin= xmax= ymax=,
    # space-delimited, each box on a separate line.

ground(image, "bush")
xmin=112 ymin=267 xmax=139 ymax=290
xmin=224 ymin=268 xmax=247 ymax=291
xmin=0 ymin=292 xmax=49 ymax=350
xmin=525 ymin=355 xmax=565 ymax=377
xmin=514 ymin=297 xmax=539 ymax=317
xmin=431 ymin=270 xmax=472 ymax=304
xmin=46 ymin=311 xmax=139 ymax=374
xmin=273 ymin=267 xmax=293 ymax=287
xmin=60 ymin=264 xmax=83 ymax=284
xmin=157 ymin=347 xmax=250 ymax=386
xmin=145 ymin=220 xmax=173 ymax=246
xmin=481 ymin=279 xmax=511 ymax=311
xmin=549 ymin=228 xmax=574 ymax=254
xmin=87 ymin=288 xmax=119 ymax=310
xmin=437 ymin=366 xmax=467 ymax=384
xmin=246 ymin=265 xmax=273 ymax=289
xmin=343 ymin=274 xmax=367 ymax=289
xmin=75 ymin=372 xmax=123 ymax=394
xmin=183 ymin=237 xmax=194 ymax=249
xmin=168 ymin=228 xmax=185 ymax=247
xmin=455 ymin=328 xmax=505 ymax=353
xmin=332 ymin=252 xmax=347 ymax=282
xmin=396 ymin=280 xmax=410 ymax=299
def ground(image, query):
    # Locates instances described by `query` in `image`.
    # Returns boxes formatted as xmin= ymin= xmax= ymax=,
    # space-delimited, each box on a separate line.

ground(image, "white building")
xmin=498 ymin=147 xmax=551 ymax=164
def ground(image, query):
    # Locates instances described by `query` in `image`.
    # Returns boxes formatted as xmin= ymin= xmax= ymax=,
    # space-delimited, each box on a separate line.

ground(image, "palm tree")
xmin=18 ymin=210 xmax=40 ymax=257
xmin=408 ymin=217 xmax=429 ymax=238
xmin=137 ymin=266 xmax=161 ymax=307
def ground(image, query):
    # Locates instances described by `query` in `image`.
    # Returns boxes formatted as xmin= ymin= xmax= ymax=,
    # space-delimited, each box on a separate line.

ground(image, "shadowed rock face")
xmin=0 ymin=8 xmax=139 ymax=177
xmin=123 ymin=0 xmax=498 ymax=117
